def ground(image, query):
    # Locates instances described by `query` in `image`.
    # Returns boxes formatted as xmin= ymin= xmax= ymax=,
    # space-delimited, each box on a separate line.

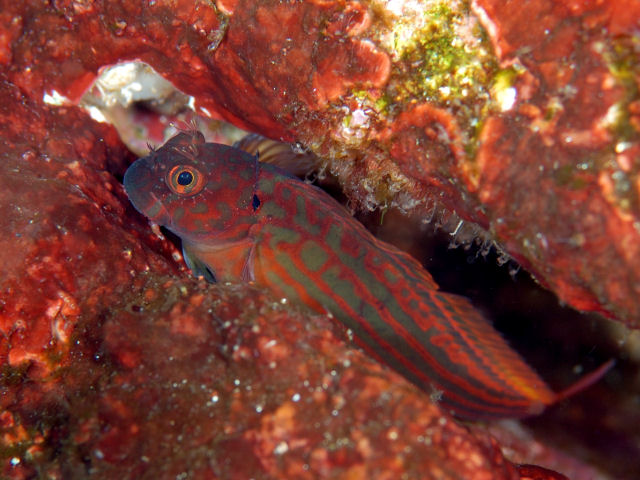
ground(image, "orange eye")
xmin=166 ymin=165 xmax=205 ymax=195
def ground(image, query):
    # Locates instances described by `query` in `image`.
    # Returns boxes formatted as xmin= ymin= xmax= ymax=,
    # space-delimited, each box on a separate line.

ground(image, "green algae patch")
xmin=594 ymin=35 xmax=640 ymax=214
xmin=385 ymin=3 xmax=497 ymax=116
xmin=599 ymin=35 xmax=640 ymax=142
xmin=369 ymin=0 xmax=516 ymax=162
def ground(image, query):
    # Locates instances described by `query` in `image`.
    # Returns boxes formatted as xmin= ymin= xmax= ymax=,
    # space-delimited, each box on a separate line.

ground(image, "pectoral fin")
xmin=183 ymin=243 xmax=217 ymax=283
xmin=181 ymin=237 xmax=257 ymax=284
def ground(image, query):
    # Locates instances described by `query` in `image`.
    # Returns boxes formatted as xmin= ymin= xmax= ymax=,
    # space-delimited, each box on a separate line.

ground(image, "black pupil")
xmin=177 ymin=170 xmax=193 ymax=186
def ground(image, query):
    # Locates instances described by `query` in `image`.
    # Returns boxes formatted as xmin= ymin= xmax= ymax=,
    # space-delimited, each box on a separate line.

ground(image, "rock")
xmin=3 ymin=0 xmax=639 ymax=324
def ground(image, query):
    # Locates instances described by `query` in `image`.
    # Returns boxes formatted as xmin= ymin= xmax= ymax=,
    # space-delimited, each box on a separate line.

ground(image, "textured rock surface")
xmin=2 ymin=0 xmax=639 ymax=325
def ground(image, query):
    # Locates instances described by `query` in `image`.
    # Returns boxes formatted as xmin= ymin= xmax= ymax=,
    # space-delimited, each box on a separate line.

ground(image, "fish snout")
xmin=124 ymin=159 xmax=169 ymax=223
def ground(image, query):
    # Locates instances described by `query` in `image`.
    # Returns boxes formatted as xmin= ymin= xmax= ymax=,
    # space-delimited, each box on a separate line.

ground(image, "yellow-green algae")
xmin=300 ymin=1 xmax=524 ymax=213
xmin=594 ymin=35 xmax=639 ymax=213
xmin=380 ymin=2 xmax=499 ymax=148
xmin=347 ymin=1 xmax=528 ymax=163
xmin=599 ymin=35 xmax=640 ymax=145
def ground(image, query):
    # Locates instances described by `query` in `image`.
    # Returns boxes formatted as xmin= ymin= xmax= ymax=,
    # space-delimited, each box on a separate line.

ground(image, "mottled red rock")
xmin=388 ymin=102 xmax=486 ymax=222
xmin=1 ymin=1 xmax=638 ymax=478
xmin=472 ymin=0 xmax=640 ymax=323
xmin=0 ymin=79 xmax=174 ymax=373
xmin=8 ymin=277 xmax=521 ymax=479
xmin=3 ymin=0 xmax=637 ymax=325
xmin=517 ymin=464 xmax=569 ymax=480
xmin=479 ymin=420 xmax=608 ymax=480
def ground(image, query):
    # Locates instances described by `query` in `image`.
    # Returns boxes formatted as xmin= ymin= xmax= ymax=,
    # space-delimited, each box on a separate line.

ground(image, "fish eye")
xmin=166 ymin=165 xmax=205 ymax=195
xmin=177 ymin=170 xmax=193 ymax=186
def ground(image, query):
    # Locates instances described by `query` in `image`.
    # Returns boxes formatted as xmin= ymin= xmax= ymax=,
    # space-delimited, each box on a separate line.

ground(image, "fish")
xmin=123 ymin=130 xmax=612 ymax=420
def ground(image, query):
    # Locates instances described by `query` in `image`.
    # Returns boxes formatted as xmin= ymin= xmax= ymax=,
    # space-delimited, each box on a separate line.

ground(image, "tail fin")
xmin=554 ymin=359 xmax=615 ymax=403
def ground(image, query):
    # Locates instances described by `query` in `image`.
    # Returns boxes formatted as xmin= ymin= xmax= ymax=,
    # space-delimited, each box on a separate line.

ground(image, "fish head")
xmin=123 ymin=131 xmax=259 ymax=240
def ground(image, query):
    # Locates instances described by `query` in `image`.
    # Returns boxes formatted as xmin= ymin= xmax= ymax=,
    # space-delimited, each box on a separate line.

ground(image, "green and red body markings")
xmin=124 ymin=131 xmax=609 ymax=420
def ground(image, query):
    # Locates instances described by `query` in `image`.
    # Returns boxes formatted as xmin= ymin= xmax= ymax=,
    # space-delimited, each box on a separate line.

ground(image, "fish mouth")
xmin=123 ymin=159 xmax=170 ymax=223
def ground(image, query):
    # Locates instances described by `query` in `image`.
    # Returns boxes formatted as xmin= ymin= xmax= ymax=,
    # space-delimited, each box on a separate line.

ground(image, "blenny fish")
xmin=124 ymin=130 xmax=611 ymax=420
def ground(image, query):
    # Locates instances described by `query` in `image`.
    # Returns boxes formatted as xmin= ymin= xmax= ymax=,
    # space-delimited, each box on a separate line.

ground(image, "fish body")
xmin=124 ymin=131 xmax=583 ymax=419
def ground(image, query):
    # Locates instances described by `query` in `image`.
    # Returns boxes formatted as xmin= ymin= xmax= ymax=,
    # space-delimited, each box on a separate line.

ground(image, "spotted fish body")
xmin=124 ymin=131 xmax=590 ymax=419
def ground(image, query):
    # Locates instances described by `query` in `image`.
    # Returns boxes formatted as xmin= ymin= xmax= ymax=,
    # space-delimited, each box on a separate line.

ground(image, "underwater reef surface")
xmin=0 ymin=1 xmax=638 ymax=479
xmin=2 ymin=0 xmax=639 ymax=326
